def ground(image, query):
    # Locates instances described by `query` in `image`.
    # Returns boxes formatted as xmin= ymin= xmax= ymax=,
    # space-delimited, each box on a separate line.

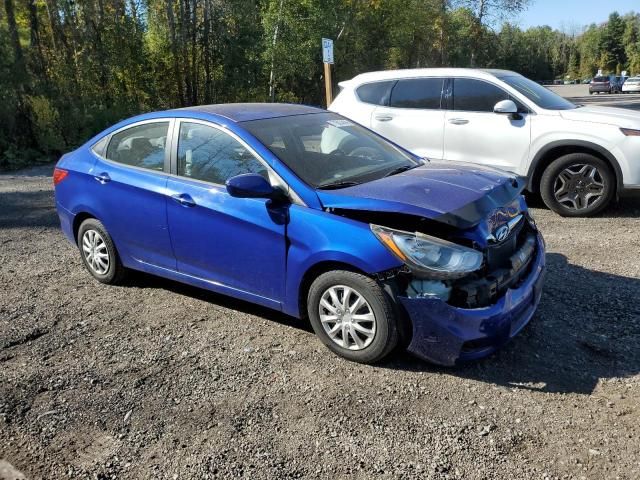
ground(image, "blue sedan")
xmin=54 ymin=104 xmax=545 ymax=365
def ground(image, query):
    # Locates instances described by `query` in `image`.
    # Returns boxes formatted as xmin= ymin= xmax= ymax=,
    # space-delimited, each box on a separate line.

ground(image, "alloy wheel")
xmin=318 ymin=285 xmax=376 ymax=350
xmin=82 ymin=229 xmax=110 ymax=275
xmin=553 ymin=164 xmax=605 ymax=211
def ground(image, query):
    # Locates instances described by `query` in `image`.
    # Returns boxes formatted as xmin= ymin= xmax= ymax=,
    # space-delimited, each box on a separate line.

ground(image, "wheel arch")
xmin=527 ymin=141 xmax=623 ymax=194
xmin=72 ymin=212 xmax=97 ymax=242
xmin=297 ymin=260 xmax=369 ymax=320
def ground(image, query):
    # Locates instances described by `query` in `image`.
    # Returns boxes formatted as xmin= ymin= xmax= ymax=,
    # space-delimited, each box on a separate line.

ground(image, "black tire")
xmin=77 ymin=218 xmax=127 ymax=284
xmin=540 ymin=153 xmax=615 ymax=217
xmin=307 ymin=270 xmax=398 ymax=364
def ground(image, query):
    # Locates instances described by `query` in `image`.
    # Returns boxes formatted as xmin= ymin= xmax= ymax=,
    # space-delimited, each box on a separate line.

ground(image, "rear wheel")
xmin=77 ymin=218 xmax=127 ymax=284
xmin=540 ymin=153 xmax=615 ymax=217
xmin=307 ymin=270 xmax=398 ymax=364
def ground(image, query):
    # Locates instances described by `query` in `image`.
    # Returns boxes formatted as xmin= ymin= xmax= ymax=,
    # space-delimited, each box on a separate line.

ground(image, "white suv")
xmin=329 ymin=68 xmax=640 ymax=216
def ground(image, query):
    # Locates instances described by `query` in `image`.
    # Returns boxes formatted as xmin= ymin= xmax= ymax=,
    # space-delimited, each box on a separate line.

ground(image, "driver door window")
xmin=452 ymin=78 xmax=526 ymax=112
xmin=177 ymin=122 xmax=268 ymax=184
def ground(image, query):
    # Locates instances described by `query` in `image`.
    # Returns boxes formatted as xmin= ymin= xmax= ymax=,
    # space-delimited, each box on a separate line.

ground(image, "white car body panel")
xmin=329 ymin=68 xmax=640 ymax=190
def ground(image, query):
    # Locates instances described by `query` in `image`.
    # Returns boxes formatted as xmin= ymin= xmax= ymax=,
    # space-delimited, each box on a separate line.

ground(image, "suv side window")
xmin=356 ymin=81 xmax=395 ymax=106
xmin=177 ymin=122 xmax=268 ymax=185
xmin=389 ymin=78 xmax=444 ymax=109
xmin=105 ymin=122 xmax=169 ymax=171
xmin=452 ymin=78 xmax=512 ymax=112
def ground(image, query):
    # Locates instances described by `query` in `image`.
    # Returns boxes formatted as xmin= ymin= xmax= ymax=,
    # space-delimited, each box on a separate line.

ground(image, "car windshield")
xmin=499 ymin=75 xmax=577 ymax=110
xmin=242 ymin=112 xmax=420 ymax=189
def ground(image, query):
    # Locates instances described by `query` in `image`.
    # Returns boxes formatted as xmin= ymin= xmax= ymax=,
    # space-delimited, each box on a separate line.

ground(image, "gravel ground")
xmin=1 ymin=162 xmax=639 ymax=480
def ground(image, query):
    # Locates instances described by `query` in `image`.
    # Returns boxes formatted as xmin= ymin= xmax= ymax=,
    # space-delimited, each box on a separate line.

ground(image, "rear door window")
xmin=356 ymin=81 xmax=395 ymax=106
xmin=105 ymin=122 xmax=169 ymax=171
xmin=452 ymin=79 xmax=511 ymax=112
xmin=389 ymin=78 xmax=444 ymax=109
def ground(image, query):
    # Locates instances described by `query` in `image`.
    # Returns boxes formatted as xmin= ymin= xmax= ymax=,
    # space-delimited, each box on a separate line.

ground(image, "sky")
xmin=516 ymin=0 xmax=638 ymax=31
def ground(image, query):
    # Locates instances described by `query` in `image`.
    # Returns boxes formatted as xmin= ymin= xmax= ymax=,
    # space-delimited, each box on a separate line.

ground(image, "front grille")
xmin=486 ymin=217 xmax=524 ymax=270
xmin=449 ymin=220 xmax=537 ymax=309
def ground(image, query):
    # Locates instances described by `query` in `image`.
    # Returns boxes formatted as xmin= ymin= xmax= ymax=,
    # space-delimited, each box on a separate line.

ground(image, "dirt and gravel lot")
xmin=2 ymin=90 xmax=640 ymax=479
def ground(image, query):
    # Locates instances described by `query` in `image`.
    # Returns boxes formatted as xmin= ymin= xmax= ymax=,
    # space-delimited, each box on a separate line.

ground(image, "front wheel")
xmin=540 ymin=153 xmax=615 ymax=217
xmin=307 ymin=270 xmax=398 ymax=364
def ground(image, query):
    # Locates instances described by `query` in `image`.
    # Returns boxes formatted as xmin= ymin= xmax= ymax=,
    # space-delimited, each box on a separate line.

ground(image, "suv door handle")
xmin=448 ymin=118 xmax=469 ymax=125
xmin=94 ymin=172 xmax=111 ymax=184
xmin=374 ymin=114 xmax=394 ymax=122
xmin=171 ymin=193 xmax=196 ymax=207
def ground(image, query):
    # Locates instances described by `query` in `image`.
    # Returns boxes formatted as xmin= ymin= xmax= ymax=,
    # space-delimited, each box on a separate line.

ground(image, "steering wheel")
xmin=349 ymin=146 xmax=385 ymax=162
xmin=328 ymin=148 xmax=346 ymax=155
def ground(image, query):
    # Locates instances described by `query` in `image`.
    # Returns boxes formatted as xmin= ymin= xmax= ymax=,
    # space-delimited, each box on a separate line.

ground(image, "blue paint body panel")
xmin=54 ymin=103 xmax=545 ymax=366
xmin=401 ymin=233 xmax=546 ymax=366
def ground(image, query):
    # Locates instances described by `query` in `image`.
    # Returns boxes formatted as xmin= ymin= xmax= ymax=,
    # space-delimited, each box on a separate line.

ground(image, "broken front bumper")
xmin=399 ymin=233 xmax=545 ymax=366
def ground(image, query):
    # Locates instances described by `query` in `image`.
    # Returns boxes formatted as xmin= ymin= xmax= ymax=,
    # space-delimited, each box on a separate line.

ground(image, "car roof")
xmin=340 ymin=68 xmax=520 ymax=87
xmin=171 ymin=103 xmax=324 ymax=122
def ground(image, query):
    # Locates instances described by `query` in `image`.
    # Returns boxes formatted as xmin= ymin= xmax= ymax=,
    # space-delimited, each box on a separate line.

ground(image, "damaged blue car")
xmin=54 ymin=104 xmax=545 ymax=365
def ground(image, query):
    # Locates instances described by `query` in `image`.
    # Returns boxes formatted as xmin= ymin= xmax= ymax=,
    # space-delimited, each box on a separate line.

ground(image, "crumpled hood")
xmin=316 ymin=161 xmax=524 ymax=229
xmin=560 ymin=105 xmax=640 ymax=128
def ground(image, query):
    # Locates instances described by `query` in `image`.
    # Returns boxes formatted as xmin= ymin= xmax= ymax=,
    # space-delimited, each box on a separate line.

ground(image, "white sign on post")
xmin=322 ymin=38 xmax=334 ymax=64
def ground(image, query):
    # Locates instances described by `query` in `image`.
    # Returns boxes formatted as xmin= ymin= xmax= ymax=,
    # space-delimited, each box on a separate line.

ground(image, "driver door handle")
xmin=448 ymin=118 xmax=469 ymax=125
xmin=94 ymin=172 xmax=111 ymax=184
xmin=171 ymin=193 xmax=196 ymax=207
xmin=374 ymin=114 xmax=394 ymax=122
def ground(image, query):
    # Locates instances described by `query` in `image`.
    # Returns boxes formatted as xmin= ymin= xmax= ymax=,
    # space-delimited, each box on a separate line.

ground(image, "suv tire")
xmin=540 ymin=153 xmax=615 ymax=217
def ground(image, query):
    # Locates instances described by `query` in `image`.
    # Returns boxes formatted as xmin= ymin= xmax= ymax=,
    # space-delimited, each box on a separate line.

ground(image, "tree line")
xmin=1 ymin=0 xmax=639 ymax=169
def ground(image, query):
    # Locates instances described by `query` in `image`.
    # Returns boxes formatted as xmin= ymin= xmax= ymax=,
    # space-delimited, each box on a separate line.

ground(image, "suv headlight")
xmin=371 ymin=224 xmax=483 ymax=279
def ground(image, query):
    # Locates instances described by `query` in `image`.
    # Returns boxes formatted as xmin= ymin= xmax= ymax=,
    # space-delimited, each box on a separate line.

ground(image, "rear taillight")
xmin=53 ymin=168 xmax=68 ymax=186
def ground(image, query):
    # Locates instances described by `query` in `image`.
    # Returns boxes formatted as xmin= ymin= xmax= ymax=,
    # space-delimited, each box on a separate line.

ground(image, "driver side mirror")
xmin=493 ymin=100 xmax=522 ymax=120
xmin=226 ymin=173 xmax=277 ymax=199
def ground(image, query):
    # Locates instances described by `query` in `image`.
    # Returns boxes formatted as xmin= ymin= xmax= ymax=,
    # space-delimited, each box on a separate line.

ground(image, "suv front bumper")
xmin=399 ymin=233 xmax=545 ymax=366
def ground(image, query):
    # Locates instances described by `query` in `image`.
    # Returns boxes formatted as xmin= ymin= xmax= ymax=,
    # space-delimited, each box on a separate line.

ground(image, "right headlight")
xmin=371 ymin=224 xmax=483 ymax=279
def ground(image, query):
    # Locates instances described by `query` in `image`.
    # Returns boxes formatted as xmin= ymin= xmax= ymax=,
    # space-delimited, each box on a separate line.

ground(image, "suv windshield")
xmin=242 ymin=112 xmax=420 ymax=189
xmin=499 ymin=75 xmax=577 ymax=110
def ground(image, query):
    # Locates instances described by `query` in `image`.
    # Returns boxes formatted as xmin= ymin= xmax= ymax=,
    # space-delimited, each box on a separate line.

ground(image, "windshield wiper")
xmin=317 ymin=180 xmax=361 ymax=190
xmin=384 ymin=164 xmax=417 ymax=178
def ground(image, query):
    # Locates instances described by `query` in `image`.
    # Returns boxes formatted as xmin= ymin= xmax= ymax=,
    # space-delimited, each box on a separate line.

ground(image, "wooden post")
xmin=324 ymin=62 xmax=333 ymax=108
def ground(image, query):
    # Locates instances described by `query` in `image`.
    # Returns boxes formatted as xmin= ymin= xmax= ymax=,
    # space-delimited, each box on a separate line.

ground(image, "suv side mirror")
xmin=226 ymin=173 xmax=276 ymax=199
xmin=494 ymin=99 xmax=518 ymax=114
xmin=494 ymin=100 xmax=523 ymax=120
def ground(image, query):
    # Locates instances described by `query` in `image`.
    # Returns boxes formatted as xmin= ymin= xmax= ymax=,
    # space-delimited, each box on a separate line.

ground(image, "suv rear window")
xmin=389 ymin=78 xmax=444 ymax=109
xmin=356 ymin=81 xmax=395 ymax=106
xmin=592 ymin=77 xmax=607 ymax=82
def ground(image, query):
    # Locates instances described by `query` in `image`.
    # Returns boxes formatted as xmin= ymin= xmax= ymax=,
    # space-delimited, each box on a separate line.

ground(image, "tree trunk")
xmin=203 ymin=0 xmax=212 ymax=103
xmin=4 ymin=0 xmax=24 ymax=67
xmin=28 ymin=0 xmax=48 ymax=82
xmin=190 ymin=0 xmax=198 ymax=104
xmin=180 ymin=0 xmax=192 ymax=105
xmin=166 ymin=0 xmax=186 ymax=106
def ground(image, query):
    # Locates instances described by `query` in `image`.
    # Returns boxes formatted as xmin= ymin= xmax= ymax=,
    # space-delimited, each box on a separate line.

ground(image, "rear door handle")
xmin=448 ymin=118 xmax=469 ymax=125
xmin=171 ymin=193 xmax=196 ymax=207
xmin=374 ymin=114 xmax=394 ymax=122
xmin=94 ymin=172 xmax=111 ymax=184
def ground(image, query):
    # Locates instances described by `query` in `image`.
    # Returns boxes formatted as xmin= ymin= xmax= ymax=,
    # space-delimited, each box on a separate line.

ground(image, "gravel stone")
xmin=0 ymin=164 xmax=639 ymax=479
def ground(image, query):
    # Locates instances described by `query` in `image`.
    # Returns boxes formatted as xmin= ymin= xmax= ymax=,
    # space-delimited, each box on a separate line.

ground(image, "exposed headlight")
xmin=371 ymin=224 xmax=483 ymax=279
